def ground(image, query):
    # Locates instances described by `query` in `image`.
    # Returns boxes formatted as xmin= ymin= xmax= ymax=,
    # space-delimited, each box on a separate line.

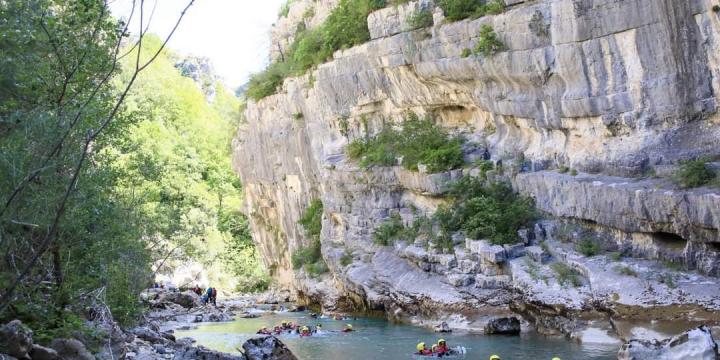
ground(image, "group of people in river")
xmin=190 ymin=285 xmax=218 ymax=306
xmin=415 ymin=339 xmax=455 ymax=357
xmin=256 ymin=320 xmax=354 ymax=337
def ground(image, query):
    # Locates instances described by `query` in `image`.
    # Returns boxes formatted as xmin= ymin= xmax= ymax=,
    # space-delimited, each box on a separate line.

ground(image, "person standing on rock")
xmin=209 ymin=287 xmax=217 ymax=306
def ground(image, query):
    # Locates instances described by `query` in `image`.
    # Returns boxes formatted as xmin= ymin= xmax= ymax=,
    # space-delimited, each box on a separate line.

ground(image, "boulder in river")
xmin=617 ymin=325 xmax=719 ymax=360
xmin=484 ymin=317 xmax=521 ymax=335
xmin=158 ymin=290 xmax=201 ymax=309
xmin=434 ymin=321 xmax=452 ymax=333
xmin=0 ymin=320 xmax=33 ymax=359
xmin=242 ymin=335 xmax=297 ymax=360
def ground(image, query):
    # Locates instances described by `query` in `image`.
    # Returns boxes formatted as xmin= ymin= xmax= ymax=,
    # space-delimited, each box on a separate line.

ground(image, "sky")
xmin=109 ymin=0 xmax=285 ymax=89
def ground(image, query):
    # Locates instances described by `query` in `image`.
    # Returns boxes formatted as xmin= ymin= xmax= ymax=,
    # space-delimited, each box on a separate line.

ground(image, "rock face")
xmin=234 ymin=0 xmax=720 ymax=334
xmin=617 ymin=326 xmax=719 ymax=360
xmin=484 ymin=317 xmax=521 ymax=335
xmin=242 ymin=336 xmax=297 ymax=360
xmin=0 ymin=320 xmax=32 ymax=359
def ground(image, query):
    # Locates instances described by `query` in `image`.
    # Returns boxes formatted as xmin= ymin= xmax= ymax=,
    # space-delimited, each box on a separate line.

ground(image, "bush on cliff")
xmin=435 ymin=177 xmax=536 ymax=245
xmin=672 ymin=157 xmax=717 ymax=188
xmin=406 ymin=8 xmax=434 ymax=30
xmin=347 ymin=113 xmax=465 ymax=173
xmin=373 ymin=213 xmax=405 ymax=245
xmin=299 ymin=199 xmax=324 ymax=240
xmin=437 ymin=0 xmax=504 ymax=22
xmin=473 ymin=24 xmax=504 ymax=56
xmin=294 ymin=200 xmax=328 ymax=275
xmin=247 ymin=0 xmax=377 ymax=101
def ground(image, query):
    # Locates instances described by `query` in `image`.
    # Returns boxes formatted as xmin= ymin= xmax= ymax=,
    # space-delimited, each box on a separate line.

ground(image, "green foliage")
xmin=293 ymin=112 xmax=304 ymax=121
xmin=461 ymin=48 xmax=472 ymax=57
xmin=614 ymin=265 xmax=638 ymax=277
xmin=246 ymin=62 xmax=290 ymax=101
xmin=558 ymin=166 xmax=569 ymax=173
xmin=0 ymin=0 xmax=151 ymax=326
xmin=340 ymin=251 xmax=354 ymax=266
xmin=672 ymin=157 xmax=717 ymax=188
xmin=303 ymin=6 xmax=316 ymax=19
xmin=347 ymin=113 xmax=465 ymax=173
xmin=659 ymin=273 xmax=677 ymax=288
xmin=575 ymin=238 xmax=602 ymax=257
xmin=247 ymin=0 xmax=377 ymax=100
xmin=0 ymin=0 xmax=266 ymax=332
xmin=570 ymin=169 xmax=578 ymax=176
xmin=608 ymin=251 xmax=623 ymax=261
xmin=551 ymin=263 xmax=582 ymax=287
xmin=369 ymin=0 xmax=389 ymax=10
xmin=473 ymin=24 xmax=504 ymax=56
xmin=291 ymin=238 xmax=327 ymax=277
xmin=299 ymin=199 xmax=324 ymax=240
xmin=436 ymin=177 xmax=536 ymax=245
xmin=406 ymin=8 xmax=434 ymax=30
xmin=437 ymin=0 xmax=504 ymax=21
xmin=279 ymin=0 xmax=294 ymax=17
xmin=373 ymin=213 xmax=405 ymax=246
xmin=713 ymin=4 xmax=720 ymax=12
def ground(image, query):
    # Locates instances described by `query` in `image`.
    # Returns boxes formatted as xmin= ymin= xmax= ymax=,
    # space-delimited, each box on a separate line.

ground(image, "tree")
xmin=0 ymin=0 xmax=195 ymax=331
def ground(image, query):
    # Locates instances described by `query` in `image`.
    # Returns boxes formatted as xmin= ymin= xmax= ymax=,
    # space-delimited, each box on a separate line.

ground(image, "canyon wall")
xmin=233 ymin=0 xmax=720 ymax=337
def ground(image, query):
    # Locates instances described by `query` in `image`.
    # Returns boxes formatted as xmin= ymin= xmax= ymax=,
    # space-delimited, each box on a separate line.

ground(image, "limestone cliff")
xmin=233 ymin=0 xmax=720 ymax=339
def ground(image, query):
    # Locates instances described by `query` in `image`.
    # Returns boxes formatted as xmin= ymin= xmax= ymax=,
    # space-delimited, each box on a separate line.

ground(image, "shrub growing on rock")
xmin=435 ymin=177 xmax=536 ymax=245
xmin=437 ymin=0 xmax=504 ymax=21
xmin=550 ymin=262 xmax=582 ymax=287
xmin=299 ymin=199 xmax=323 ymax=240
xmin=248 ymin=0 xmax=377 ymax=100
xmin=406 ymin=8 xmax=434 ymax=30
xmin=347 ymin=113 xmax=465 ymax=173
xmin=473 ymin=24 xmax=504 ymax=56
xmin=373 ymin=213 xmax=405 ymax=246
xmin=672 ymin=157 xmax=717 ymax=188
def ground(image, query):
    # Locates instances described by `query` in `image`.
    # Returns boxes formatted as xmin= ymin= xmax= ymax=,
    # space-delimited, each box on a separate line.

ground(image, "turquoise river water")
xmin=176 ymin=310 xmax=618 ymax=360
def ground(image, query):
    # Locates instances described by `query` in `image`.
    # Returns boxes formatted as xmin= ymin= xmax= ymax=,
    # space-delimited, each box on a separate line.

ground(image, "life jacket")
xmin=417 ymin=349 xmax=433 ymax=356
xmin=437 ymin=344 xmax=449 ymax=353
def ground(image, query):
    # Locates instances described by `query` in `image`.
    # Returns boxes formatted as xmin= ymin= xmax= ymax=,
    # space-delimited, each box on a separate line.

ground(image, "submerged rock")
xmin=484 ymin=317 xmax=521 ymax=335
xmin=0 ymin=320 xmax=33 ymax=359
xmin=173 ymin=345 xmax=244 ymax=360
xmin=242 ymin=336 xmax=297 ymax=360
xmin=617 ymin=325 xmax=719 ymax=360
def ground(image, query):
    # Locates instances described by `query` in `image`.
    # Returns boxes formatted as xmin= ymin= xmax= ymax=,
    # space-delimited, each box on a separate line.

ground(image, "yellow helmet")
xmin=438 ymin=339 xmax=446 ymax=345
xmin=552 ymin=358 xmax=561 ymax=360
xmin=416 ymin=342 xmax=426 ymax=351
xmin=490 ymin=356 xmax=501 ymax=360
xmin=346 ymin=324 xmax=353 ymax=329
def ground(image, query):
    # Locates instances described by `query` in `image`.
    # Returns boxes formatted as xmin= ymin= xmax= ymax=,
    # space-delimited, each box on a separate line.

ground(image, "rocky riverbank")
xmin=0 ymin=289 xmax=297 ymax=360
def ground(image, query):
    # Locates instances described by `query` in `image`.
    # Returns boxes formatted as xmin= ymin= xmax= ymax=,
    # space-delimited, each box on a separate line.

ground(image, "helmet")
xmin=552 ymin=358 xmax=561 ymax=360
xmin=438 ymin=339 xmax=446 ymax=345
xmin=302 ymin=326 xmax=309 ymax=331
xmin=416 ymin=342 xmax=426 ymax=351
xmin=432 ymin=344 xmax=438 ymax=350
xmin=490 ymin=356 xmax=501 ymax=360
xmin=346 ymin=324 xmax=353 ymax=329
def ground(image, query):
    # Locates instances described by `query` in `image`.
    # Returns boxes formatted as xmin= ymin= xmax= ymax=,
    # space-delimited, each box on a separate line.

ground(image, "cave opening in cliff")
xmin=650 ymin=231 xmax=688 ymax=251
